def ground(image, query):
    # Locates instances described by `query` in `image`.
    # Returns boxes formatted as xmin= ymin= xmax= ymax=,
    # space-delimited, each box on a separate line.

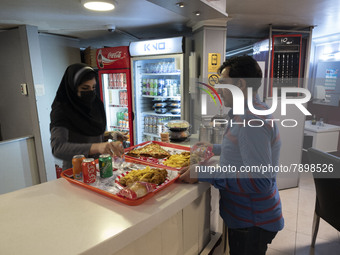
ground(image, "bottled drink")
xmin=156 ymin=62 xmax=161 ymax=73
xmin=166 ymin=80 xmax=171 ymax=97
xmin=169 ymin=82 xmax=174 ymax=97
xmin=158 ymin=79 xmax=164 ymax=96
xmin=172 ymin=80 xmax=178 ymax=96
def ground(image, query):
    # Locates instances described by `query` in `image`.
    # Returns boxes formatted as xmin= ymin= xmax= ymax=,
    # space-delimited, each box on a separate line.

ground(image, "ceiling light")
xmin=176 ymin=2 xmax=185 ymax=8
xmin=82 ymin=0 xmax=115 ymax=11
xmin=194 ymin=11 xmax=201 ymax=16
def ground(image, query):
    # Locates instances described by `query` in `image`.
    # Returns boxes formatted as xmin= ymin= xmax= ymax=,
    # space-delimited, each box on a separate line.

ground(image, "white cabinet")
xmin=304 ymin=120 xmax=340 ymax=152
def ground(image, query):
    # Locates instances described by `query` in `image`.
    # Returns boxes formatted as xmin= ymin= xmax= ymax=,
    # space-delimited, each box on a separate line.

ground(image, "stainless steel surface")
xmin=199 ymin=125 xmax=213 ymax=143
xmin=212 ymin=127 xmax=224 ymax=144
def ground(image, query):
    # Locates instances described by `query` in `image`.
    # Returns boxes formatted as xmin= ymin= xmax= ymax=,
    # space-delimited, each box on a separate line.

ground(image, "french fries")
xmin=163 ymin=152 xmax=191 ymax=168
xmin=119 ymin=166 xmax=168 ymax=187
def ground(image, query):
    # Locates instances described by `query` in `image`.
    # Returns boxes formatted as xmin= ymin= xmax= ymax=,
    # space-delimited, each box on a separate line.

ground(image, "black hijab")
xmin=50 ymin=63 xmax=106 ymax=136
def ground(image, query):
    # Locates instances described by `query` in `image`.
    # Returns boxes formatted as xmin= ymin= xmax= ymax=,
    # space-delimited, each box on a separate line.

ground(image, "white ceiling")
xmin=0 ymin=0 xmax=340 ymax=50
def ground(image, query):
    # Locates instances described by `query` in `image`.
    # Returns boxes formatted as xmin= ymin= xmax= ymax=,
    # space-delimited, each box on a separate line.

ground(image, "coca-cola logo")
xmin=107 ymin=51 xmax=122 ymax=59
xmin=88 ymin=165 xmax=96 ymax=182
xmin=88 ymin=165 xmax=96 ymax=174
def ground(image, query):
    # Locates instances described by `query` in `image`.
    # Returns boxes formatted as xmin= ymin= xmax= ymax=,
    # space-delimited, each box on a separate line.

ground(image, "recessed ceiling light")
xmin=194 ymin=11 xmax=201 ymax=16
xmin=176 ymin=2 xmax=185 ymax=8
xmin=81 ymin=0 xmax=115 ymax=11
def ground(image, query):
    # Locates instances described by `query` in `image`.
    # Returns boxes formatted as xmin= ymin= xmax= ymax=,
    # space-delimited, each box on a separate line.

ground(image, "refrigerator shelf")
xmin=109 ymin=105 xmax=128 ymax=108
xmin=142 ymin=72 xmax=180 ymax=76
xmin=107 ymin=87 xmax=127 ymax=91
xmin=111 ymin=126 xmax=129 ymax=131
xmin=143 ymin=132 xmax=160 ymax=138
xmin=142 ymin=95 xmax=180 ymax=100
xmin=144 ymin=111 xmax=181 ymax=117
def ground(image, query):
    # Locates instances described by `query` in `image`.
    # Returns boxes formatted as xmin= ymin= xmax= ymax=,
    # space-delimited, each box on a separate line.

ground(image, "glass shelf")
xmin=142 ymin=72 xmax=180 ymax=76
xmin=143 ymin=132 xmax=160 ymax=138
xmin=109 ymin=105 xmax=128 ymax=108
xmin=144 ymin=111 xmax=181 ymax=117
xmin=110 ymin=126 xmax=129 ymax=131
xmin=141 ymin=95 xmax=180 ymax=100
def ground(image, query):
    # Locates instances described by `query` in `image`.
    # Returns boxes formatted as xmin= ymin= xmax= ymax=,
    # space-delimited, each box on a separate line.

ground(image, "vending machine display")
xmin=270 ymin=34 xmax=302 ymax=96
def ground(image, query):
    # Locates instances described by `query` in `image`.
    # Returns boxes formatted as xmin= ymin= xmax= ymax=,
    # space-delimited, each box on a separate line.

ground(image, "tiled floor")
xmin=267 ymin=172 xmax=340 ymax=255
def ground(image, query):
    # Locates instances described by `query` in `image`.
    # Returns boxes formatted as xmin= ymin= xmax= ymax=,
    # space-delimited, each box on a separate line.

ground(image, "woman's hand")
xmin=111 ymin=131 xmax=128 ymax=142
xmin=90 ymin=141 xmax=124 ymax=157
xmin=115 ymin=132 xmax=128 ymax=142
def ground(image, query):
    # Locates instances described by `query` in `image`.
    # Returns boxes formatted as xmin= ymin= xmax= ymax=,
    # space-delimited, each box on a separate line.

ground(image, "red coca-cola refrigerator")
xmin=96 ymin=46 xmax=134 ymax=147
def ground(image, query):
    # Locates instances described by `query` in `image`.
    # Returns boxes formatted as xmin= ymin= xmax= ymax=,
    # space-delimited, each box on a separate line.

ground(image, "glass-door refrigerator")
xmin=129 ymin=37 xmax=185 ymax=144
xmin=96 ymin=46 xmax=134 ymax=147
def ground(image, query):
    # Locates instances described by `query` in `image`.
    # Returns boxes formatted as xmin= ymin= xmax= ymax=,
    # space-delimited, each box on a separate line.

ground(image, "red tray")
xmin=124 ymin=141 xmax=191 ymax=170
xmin=61 ymin=164 xmax=179 ymax=206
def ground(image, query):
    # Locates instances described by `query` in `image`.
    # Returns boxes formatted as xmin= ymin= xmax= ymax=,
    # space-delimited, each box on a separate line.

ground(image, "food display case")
xmin=97 ymin=46 xmax=134 ymax=147
xmin=129 ymin=37 xmax=185 ymax=144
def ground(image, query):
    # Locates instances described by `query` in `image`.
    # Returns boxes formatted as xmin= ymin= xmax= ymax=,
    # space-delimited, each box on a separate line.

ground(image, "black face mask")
xmin=80 ymin=90 xmax=96 ymax=103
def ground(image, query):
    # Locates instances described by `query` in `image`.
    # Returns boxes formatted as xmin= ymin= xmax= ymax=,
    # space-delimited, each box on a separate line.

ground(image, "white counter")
xmin=0 ymin=177 xmax=210 ymax=255
xmin=304 ymin=120 xmax=340 ymax=152
xmin=0 ymin=136 xmax=40 ymax=194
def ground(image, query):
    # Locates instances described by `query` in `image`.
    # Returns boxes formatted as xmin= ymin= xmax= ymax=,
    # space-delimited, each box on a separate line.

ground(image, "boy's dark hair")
xmin=218 ymin=55 xmax=263 ymax=91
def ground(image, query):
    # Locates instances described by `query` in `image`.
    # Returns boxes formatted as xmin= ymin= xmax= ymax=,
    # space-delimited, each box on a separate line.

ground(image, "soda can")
xmin=82 ymin=158 xmax=96 ymax=184
xmin=149 ymin=79 xmax=154 ymax=96
xmin=72 ymin=155 xmax=85 ymax=180
xmin=146 ymin=79 xmax=150 ymax=95
xmin=109 ymin=74 xmax=113 ymax=89
xmin=118 ymin=73 xmax=124 ymax=88
xmin=123 ymin=73 xmax=127 ymax=88
xmin=113 ymin=74 xmax=118 ymax=88
xmin=99 ymin=154 xmax=113 ymax=178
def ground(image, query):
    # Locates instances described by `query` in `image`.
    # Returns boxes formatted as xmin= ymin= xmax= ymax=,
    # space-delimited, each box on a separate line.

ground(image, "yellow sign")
xmin=208 ymin=74 xmax=220 ymax=86
xmin=208 ymin=53 xmax=221 ymax=73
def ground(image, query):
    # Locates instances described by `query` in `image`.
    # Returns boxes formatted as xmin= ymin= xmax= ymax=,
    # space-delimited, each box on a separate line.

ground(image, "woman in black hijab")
xmin=50 ymin=63 xmax=124 ymax=170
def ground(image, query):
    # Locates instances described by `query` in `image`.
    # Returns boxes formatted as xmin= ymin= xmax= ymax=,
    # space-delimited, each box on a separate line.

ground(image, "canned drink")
xmin=150 ymin=79 xmax=154 ymax=96
xmin=109 ymin=74 xmax=113 ymax=89
xmin=153 ymin=80 xmax=158 ymax=96
xmin=72 ymin=155 xmax=85 ymax=180
xmin=122 ymin=73 xmax=127 ymax=88
xmin=82 ymin=158 xmax=96 ymax=184
xmin=99 ymin=154 xmax=113 ymax=178
xmin=113 ymin=74 xmax=118 ymax=88
xmin=118 ymin=73 xmax=124 ymax=88
xmin=146 ymin=79 xmax=150 ymax=95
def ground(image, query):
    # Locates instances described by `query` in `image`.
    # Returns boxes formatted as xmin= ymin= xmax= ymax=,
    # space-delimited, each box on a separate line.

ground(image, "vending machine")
xmin=129 ymin=37 xmax=185 ymax=144
xmin=96 ymin=46 xmax=134 ymax=146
